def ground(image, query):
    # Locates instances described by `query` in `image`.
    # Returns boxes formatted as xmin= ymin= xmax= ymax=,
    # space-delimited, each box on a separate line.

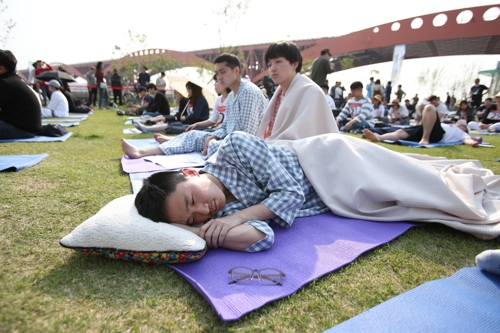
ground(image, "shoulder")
xmin=196 ymin=95 xmax=208 ymax=104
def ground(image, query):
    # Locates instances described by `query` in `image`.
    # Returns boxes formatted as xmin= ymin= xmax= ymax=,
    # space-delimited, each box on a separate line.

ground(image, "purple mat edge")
xmin=168 ymin=216 xmax=417 ymax=321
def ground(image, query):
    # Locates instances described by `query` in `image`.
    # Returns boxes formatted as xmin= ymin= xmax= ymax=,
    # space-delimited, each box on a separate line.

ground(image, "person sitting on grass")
xmin=134 ymin=131 xmax=499 ymax=252
xmin=363 ymin=96 xmax=478 ymax=147
xmin=133 ymin=81 xmax=209 ymax=133
xmin=0 ymin=49 xmax=42 ymax=139
xmin=141 ymin=83 xmax=170 ymax=118
xmin=387 ymin=99 xmax=410 ymax=125
xmin=122 ymin=53 xmax=266 ymax=157
xmin=41 ymin=80 xmax=69 ymax=118
xmin=185 ymin=74 xmax=230 ymax=133
xmin=256 ymin=40 xmax=338 ymax=143
xmin=468 ymin=92 xmax=500 ymax=133
xmin=61 ymin=85 xmax=92 ymax=114
xmin=127 ymin=86 xmax=153 ymax=116
xmin=335 ymin=81 xmax=374 ymax=133
xmin=475 ymin=98 xmax=492 ymax=122
xmin=455 ymin=100 xmax=474 ymax=123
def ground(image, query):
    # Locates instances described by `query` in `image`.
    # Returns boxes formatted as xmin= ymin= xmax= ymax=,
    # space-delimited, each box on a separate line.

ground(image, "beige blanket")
xmin=281 ymin=134 xmax=500 ymax=240
xmin=257 ymin=73 xmax=339 ymax=143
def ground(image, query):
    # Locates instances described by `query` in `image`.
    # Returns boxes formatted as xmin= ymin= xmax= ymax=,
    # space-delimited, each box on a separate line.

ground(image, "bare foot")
xmin=154 ymin=133 xmax=171 ymax=144
xmin=418 ymin=139 xmax=429 ymax=145
xmin=121 ymin=138 xmax=144 ymax=159
xmin=363 ymin=129 xmax=380 ymax=142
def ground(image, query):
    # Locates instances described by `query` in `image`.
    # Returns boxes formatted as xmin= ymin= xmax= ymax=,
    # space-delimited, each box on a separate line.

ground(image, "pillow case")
xmin=60 ymin=194 xmax=207 ymax=264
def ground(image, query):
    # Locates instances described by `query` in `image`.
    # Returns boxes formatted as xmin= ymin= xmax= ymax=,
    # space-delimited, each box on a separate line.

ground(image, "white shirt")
xmin=156 ymin=77 xmax=166 ymax=90
xmin=325 ymin=94 xmax=336 ymax=109
xmin=437 ymin=102 xmax=448 ymax=116
xmin=47 ymin=90 xmax=69 ymax=117
xmin=334 ymin=87 xmax=342 ymax=99
xmin=209 ymin=95 xmax=227 ymax=123
xmin=372 ymin=104 xmax=385 ymax=118
xmin=440 ymin=124 xmax=470 ymax=143
xmin=389 ymin=104 xmax=409 ymax=117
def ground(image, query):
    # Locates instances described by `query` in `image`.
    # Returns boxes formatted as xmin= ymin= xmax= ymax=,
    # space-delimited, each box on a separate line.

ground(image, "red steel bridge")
xmin=19 ymin=4 xmax=500 ymax=83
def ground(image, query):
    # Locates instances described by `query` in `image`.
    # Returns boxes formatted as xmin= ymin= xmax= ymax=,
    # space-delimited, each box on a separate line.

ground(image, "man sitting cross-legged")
xmin=335 ymin=81 xmax=374 ymax=133
xmin=122 ymin=53 xmax=266 ymax=158
xmin=364 ymin=95 xmax=478 ymax=147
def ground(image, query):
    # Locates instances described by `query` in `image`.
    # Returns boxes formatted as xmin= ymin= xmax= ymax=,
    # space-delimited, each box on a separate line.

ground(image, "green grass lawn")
xmin=1 ymin=110 xmax=499 ymax=333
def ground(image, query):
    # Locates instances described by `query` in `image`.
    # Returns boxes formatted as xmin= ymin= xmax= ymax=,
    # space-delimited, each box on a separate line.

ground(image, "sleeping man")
xmin=135 ymin=132 xmax=500 ymax=252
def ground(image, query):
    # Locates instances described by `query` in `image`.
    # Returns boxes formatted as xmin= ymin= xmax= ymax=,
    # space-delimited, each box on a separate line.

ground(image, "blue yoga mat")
xmin=42 ymin=121 xmax=79 ymax=127
xmin=129 ymin=171 xmax=160 ymax=193
xmin=0 ymin=154 xmax=49 ymax=171
xmin=324 ymin=266 xmax=500 ymax=332
xmin=0 ymin=132 xmax=73 ymax=143
xmin=382 ymin=139 xmax=463 ymax=148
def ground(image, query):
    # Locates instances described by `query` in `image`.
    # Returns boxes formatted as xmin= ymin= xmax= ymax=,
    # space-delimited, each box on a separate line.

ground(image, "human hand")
xmin=202 ymin=136 xmax=214 ymax=155
xmin=186 ymin=124 xmax=196 ymax=132
xmin=180 ymin=116 xmax=186 ymax=122
xmin=199 ymin=216 xmax=240 ymax=248
xmin=343 ymin=123 xmax=352 ymax=131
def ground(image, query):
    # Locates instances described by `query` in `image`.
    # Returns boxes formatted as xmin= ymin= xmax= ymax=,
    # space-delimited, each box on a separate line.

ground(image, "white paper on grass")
xmin=144 ymin=152 xmax=206 ymax=170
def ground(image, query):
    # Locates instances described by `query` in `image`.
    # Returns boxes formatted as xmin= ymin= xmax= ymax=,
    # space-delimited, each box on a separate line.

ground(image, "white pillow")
xmin=60 ymin=194 xmax=207 ymax=264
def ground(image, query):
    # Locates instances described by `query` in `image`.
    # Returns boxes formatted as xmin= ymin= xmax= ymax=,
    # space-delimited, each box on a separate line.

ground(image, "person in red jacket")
xmin=33 ymin=60 xmax=53 ymax=106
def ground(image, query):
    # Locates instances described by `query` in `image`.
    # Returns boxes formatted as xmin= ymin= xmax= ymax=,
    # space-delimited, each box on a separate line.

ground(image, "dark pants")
xmin=88 ymin=87 xmax=97 ymax=106
xmin=471 ymin=98 xmax=482 ymax=109
xmin=0 ymin=120 xmax=37 ymax=140
xmin=113 ymin=89 xmax=122 ymax=106
xmin=41 ymin=86 xmax=49 ymax=106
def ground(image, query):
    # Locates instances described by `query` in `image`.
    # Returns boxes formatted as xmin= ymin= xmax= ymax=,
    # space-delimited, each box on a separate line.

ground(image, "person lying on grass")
xmin=135 ymin=131 xmax=500 ymax=252
xmin=364 ymin=96 xmax=479 ymax=147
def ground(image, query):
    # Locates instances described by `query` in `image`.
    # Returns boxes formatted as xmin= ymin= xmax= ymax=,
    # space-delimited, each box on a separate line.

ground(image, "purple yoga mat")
xmin=168 ymin=212 xmax=415 ymax=321
xmin=121 ymin=156 xmax=167 ymax=173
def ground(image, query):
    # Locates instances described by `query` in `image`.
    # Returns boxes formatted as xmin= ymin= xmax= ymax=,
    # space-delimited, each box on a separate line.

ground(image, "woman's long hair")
xmin=186 ymin=81 xmax=203 ymax=106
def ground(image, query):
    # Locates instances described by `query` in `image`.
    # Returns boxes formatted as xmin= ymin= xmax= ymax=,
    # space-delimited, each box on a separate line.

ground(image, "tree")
xmin=416 ymin=66 xmax=445 ymax=96
xmin=212 ymin=0 xmax=250 ymax=55
xmin=0 ymin=0 xmax=16 ymax=48
xmin=448 ymin=60 xmax=485 ymax=100
xmin=340 ymin=57 xmax=354 ymax=71
xmin=110 ymin=30 xmax=179 ymax=87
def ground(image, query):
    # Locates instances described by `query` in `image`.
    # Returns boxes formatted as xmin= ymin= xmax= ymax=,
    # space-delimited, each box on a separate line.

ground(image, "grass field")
xmin=1 ymin=109 xmax=499 ymax=333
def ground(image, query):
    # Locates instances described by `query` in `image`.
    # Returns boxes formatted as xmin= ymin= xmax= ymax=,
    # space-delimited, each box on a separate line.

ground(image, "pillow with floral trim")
xmin=60 ymin=194 xmax=207 ymax=264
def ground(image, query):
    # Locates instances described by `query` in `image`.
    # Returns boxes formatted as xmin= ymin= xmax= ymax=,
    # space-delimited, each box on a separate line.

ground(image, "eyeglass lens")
xmin=229 ymin=267 xmax=285 ymax=285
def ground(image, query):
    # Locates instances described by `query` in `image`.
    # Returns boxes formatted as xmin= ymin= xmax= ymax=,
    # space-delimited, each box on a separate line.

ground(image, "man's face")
xmin=215 ymin=62 xmax=238 ymax=89
xmin=351 ymin=88 xmax=363 ymax=99
xmin=485 ymin=99 xmax=492 ymax=107
xmin=405 ymin=101 xmax=410 ymax=106
xmin=148 ymin=88 xmax=156 ymax=96
xmin=163 ymin=170 xmax=227 ymax=225
xmin=0 ymin=65 xmax=6 ymax=75
xmin=267 ymin=56 xmax=298 ymax=86
xmin=139 ymin=90 xmax=147 ymax=97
